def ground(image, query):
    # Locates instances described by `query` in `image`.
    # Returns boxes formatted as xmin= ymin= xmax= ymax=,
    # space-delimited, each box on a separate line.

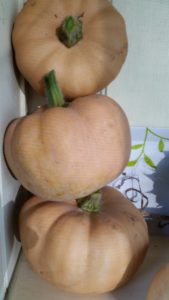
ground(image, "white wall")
xmin=110 ymin=0 xmax=169 ymax=128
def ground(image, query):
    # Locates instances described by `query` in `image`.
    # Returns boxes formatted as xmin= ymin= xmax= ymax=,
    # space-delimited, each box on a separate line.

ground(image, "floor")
xmin=5 ymin=236 xmax=169 ymax=300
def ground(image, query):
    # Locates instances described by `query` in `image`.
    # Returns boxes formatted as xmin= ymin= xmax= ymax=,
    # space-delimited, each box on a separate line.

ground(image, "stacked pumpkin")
xmin=4 ymin=0 xmax=149 ymax=295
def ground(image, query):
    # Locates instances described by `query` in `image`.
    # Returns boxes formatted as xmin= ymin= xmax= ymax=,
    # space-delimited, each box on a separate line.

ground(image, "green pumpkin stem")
xmin=58 ymin=15 xmax=83 ymax=48
xmin=76 ymin=190 xmax=102 ymax=213
xmin=44 ymin=70 xmax=65 ymax=107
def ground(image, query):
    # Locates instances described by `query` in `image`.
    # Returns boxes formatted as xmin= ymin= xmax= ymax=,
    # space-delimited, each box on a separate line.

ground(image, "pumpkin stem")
xmin=76 ymin=190 xmax=102 ymax=213
xmin=58 ymin=15 xmax=83 ymax=48
xmin=44 ymin=70 xmax=65 ymax=107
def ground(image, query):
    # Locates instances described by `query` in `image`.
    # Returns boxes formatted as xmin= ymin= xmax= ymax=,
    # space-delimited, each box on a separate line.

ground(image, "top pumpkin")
xmin=12 ymin=0 xmax=128 ymax=99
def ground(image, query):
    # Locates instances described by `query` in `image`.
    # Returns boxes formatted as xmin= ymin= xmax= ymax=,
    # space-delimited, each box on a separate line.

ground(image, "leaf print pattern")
xmin=128 ymin=128 xmax=169 ymax=168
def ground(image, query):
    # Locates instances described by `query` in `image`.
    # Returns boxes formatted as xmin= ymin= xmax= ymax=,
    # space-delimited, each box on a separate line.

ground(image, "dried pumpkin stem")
xmin=76 ymin=190 xmax=102 ymax=213
xmin=44 ymin=70 xmax=65 ymax=107
xmin=58 ymin=16 xmax=83 ymax=48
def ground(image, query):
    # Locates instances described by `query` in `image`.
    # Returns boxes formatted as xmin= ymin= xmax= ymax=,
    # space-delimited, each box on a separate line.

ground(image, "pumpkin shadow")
xmin=142 ymin=151 xmax=169 ymax=234
xmin=12 ymin=186 xmax=32 ymax=241
xmin=12 ymin=46 xmax=21 ymax=90
xmin=3 ymin=201 xmax=16 ymax=255
xmin=1 ymin=186 xmax=31 ymax=273
xmin=146 ymin=151 xmax=169 ymax=215
xmin=25 ymin=81 xmax=47 ymax=113
xmin=11 ymin=25 xmax=25 ymax=94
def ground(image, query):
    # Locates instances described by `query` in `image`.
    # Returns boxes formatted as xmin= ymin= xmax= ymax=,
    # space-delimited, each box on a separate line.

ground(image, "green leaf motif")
xmin=144 ymin=154 xmax=156 ymax=169
xmin=127 ymin=160 xmax=138 ymax=167
xmin=131 ymin=144 xmax=143 ymax=150
xmin=158 ymin=139 xmax=164 ymax=152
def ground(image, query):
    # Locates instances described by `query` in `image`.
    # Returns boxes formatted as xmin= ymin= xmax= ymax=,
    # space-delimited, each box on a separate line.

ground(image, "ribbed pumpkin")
xmin=4 ymin=71 xmax=131 ymax=201
xmin=19 ymin=186 xmax=149 ymax=294
xmin=12 ymin=0 xmax=128 ymax=99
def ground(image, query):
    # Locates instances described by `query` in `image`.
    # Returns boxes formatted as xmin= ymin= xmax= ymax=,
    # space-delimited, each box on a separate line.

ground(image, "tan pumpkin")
xmin=147 ymin=263 xmax=169 ymax=300
xmin=12 ymin=0 xmax=128 ymax=99
xmin=4 ymin=71 xmax=131 ymax=201
xmin=4 ymin=96 xmax=130 ymax=201
xmin=19 ymin=186 xmax=149 ymax=294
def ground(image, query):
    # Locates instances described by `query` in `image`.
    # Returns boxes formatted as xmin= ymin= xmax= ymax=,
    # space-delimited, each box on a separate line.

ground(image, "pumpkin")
xmin=12 ymin=0 xmax=128 ymax=99
xmin=4 ymin=71 xmax=131 ymax=201
xmin=19 ymin=186 xmax=149 ymax=294
xmin=147 ymin=263 xmax=169 ymax=300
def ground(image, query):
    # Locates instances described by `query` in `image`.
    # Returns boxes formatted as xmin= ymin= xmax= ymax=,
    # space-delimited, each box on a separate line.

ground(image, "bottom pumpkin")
xmin=19 ymin=186 xmax=149 ymax=295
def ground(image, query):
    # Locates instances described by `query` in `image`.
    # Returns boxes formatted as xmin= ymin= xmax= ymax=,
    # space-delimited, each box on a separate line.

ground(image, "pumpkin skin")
xmin=12 ymin=0 xmax=128 ymax=99
xmin=147 ymin=263 xmax=169 ymax=300
xmin=4 ymin=94 xmax=131 ymax=201
xmin=19 ymin=186 xmax=149 ymax=295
